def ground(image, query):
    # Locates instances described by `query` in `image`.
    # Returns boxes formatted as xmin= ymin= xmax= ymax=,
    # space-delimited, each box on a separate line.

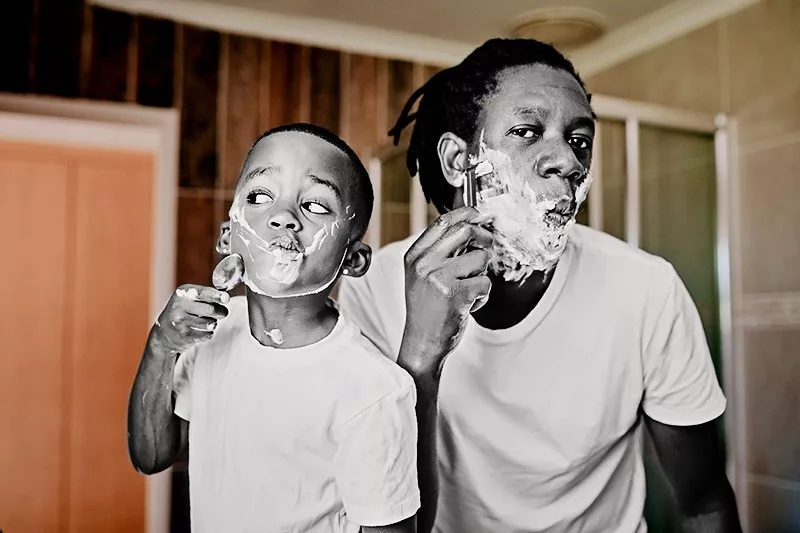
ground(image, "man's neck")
xmin=472 ymin=267 xmax=555 ymax=330
xmin=245 ymin=288 xmax=338 ymax=349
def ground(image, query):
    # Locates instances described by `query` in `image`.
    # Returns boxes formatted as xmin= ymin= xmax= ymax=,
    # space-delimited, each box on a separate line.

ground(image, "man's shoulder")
xmin=334 ymin=316 xmax=414 ymax=393
xmin=370 ymin=233 xmax=420 ymax=269
xmin=570 ymin=224 xmax=677 ymax=286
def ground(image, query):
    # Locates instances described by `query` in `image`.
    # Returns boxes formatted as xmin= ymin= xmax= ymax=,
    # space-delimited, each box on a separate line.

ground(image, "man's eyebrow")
xmin=240 ymin=165 xmax=281 ymax=186
xmin=570 ymin=116 xmax=596 ymax=133
xmin=308 ymin=174 xmax=343 ymax=201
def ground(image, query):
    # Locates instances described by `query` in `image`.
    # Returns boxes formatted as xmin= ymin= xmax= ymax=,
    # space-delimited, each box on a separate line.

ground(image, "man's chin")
xmin=487 ymin=240 xmax=566 ymax=283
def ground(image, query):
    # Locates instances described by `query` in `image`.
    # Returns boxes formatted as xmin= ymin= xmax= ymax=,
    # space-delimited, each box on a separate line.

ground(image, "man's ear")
xmin=216 ymin=220 xmax=232 ymax=257
xmin=342 ymin=241 xmax=372 ymax=278
xmin=437 ymin=132 xmax=470 ymax=189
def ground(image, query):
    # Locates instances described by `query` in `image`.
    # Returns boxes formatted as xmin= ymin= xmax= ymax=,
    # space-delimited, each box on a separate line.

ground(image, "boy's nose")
xmin=268 ymin=209 xmax=302 ymax=231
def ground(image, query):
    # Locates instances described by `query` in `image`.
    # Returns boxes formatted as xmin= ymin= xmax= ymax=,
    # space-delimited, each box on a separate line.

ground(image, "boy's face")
xmin=227 ymin=131 xmax=362 ymax=298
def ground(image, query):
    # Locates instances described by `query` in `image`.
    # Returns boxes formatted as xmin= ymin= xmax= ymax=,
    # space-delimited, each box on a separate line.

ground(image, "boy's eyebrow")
xmin=240 ymin=165 xmax=281 ymax=186
xmin=308 ymin=174 xmax=343 ymax=201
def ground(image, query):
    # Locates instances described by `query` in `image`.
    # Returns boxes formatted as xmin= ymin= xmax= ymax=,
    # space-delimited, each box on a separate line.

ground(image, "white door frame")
xmin=0 ymin=93 xmax=178 ymax=533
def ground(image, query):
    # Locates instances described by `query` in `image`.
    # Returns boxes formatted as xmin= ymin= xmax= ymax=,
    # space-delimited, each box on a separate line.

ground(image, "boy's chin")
xmin=243 ymin=272 xmax=337 ymax=299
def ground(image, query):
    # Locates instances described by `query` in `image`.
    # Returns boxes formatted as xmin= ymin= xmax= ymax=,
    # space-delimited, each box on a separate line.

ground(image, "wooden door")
xmin=0 ymin=140 xmax=153 ymax=533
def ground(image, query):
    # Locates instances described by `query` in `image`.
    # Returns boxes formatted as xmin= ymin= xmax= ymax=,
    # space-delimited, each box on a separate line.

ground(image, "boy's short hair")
xmin=239 ymin=123 xmax=374 ymax=240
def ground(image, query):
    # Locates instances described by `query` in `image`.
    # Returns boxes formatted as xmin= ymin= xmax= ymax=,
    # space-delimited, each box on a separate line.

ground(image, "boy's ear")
xmin=216 ymin=220 xmax=232 ymax=256
xmin=437 ymin=132 xmax=470 ymax=190
xmin=342 ymin=241 xmax=372 ymax=278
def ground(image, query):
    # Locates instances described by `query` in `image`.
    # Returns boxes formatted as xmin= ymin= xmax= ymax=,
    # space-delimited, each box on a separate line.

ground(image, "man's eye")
xmin=569 ymin=137 xmax=592 ymax=150
xmin=303 ymin=202 xmax=330 ymax=215
xmin=247 ymin=191 xmax=273 ymax=205
xmin=510 ymin=127 xmax=540 ymax=139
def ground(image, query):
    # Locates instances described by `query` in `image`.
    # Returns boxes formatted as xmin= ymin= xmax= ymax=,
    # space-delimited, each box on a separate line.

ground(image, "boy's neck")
xmin=244 ymin=288 xmax=339 ymax=349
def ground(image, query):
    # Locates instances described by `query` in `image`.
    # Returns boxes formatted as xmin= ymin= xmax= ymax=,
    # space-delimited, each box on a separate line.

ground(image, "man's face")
xmin=228 ymin=131 xmax=359 ymax=298
xmin=471 ymin=64 xmax=595 ymax=281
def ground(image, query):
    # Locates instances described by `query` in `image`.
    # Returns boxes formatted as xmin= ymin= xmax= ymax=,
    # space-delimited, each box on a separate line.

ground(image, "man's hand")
xmin=400 ymin=206 xmax=493 ymax=389
xmin=152 ymin=285 xmax=230 ymax=356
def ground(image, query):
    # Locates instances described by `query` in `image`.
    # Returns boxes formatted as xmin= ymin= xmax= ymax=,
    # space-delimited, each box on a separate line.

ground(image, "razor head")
xmin=463 ymin=159 xmax=508 ymax=207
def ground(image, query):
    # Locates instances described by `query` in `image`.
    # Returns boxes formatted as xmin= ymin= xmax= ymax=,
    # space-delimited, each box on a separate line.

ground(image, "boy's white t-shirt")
xmin=337 ymin=224 xmax=726 ymax=533
xmin=172 ymin=298 xmax=420 ymax=533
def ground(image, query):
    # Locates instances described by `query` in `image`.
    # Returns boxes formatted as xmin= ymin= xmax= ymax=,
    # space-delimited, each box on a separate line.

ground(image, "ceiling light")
xmin=508 ymin=7 xmax=607 ymax=51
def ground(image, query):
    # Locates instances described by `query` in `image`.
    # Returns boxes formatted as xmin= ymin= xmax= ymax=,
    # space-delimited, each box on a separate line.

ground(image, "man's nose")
xmin=267 ymin=204 xmax=302 ymax=231
xmin=536 ymin=139 xmax=585 ymax=185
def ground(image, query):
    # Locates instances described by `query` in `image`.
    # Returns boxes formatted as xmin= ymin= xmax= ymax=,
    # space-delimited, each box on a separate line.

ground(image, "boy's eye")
xmin=303 ymin=202 xmax=330 ymax=215
xmin=247 ymin=191 xmax=273 ymax=205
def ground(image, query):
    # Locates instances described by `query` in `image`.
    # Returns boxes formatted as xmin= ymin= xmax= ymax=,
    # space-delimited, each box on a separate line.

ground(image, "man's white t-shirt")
xmin=337 ymin=224 xmax=726 ymax=533
xmin=172 ymin=298 xmax=420 ymax=533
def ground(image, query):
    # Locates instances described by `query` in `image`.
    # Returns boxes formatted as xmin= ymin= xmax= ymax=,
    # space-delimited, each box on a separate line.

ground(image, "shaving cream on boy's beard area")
xmin=470 ymin=137 xmax=592 ymax=283
xmin=227 ymin=200 xmax=353 ymax=299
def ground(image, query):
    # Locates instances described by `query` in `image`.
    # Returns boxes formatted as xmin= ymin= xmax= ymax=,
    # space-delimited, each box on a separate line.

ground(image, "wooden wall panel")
xmin=220 ymin=34 xmax=262 ymax=190
xmin=176 ymin=194 xmax=218 ymax=286
xmin=0 ymin=2 xmax=35 ymax=93
xmin=310 ymin=48 xmax=341 ymax=134
xmin=266 ymin=42 xmax=309 ymax=129
xmin=34 ymin=0 xmax=84 ymax=97
xmin=86 ymin=7 xmax=132 ymax=102
xmin=346 ymin=54 xmax=385 ymax=158
xmin=179 ymin=26 xmax=219 ymax=188
xmin=136 ymin=16 xmax=176 ymax=108
xmin=387 ymin=60 xmax=416 ymax=142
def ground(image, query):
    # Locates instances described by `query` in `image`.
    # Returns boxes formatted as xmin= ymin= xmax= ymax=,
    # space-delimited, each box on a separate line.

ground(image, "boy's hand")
xmin=151 ymin=285 xmax=230 ymax=356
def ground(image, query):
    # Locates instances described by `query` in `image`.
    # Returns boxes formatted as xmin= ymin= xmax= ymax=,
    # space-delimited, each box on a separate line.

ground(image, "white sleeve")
xmin=641 ymin=266 xmax=727 ymax=426
xmin=172 ymin=346 xmax=199 ymax=421
xmin=334 ymin=380 xmax=420 ymax=527
xmin=338 ymin=276 xmax=395 ymax=361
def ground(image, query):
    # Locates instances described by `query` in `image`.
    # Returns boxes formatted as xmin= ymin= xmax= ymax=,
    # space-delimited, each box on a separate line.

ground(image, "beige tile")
xmin=726 ymin=0 xmax=800 ymax=114
xmin=641 ymin=161 xmax=718 ymax=307
xmin=739 ymin=140 xmax=800 ymax=293
xmin=586 ymin=24 xmax=722 ymax=114
xmin=736 ymin=84 xmax=800 ymax=148
xmin=639 ymin=127 xmax=715 ymax=179
xmin=747 ymin=480 xmax=800 ymax=533
xmin=743 ymin=328 xmax=800 ymax=482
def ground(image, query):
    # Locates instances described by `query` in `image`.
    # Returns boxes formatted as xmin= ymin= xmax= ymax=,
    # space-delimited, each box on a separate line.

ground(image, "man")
xmin=335 ymin=39 xmax=741 ymax=533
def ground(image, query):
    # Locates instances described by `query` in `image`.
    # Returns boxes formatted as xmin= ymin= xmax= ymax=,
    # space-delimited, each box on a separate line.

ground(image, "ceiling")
xmin=192 ymin=0 xmax=683 ymax=46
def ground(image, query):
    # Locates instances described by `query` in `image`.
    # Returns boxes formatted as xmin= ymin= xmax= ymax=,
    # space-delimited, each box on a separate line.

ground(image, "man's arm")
xmin=362 ymin=516 xmax=416 ymax=533
xmin=645 ymin=416 xmax=742 ymax=533
xmin=127 ymin=328 xmax=189 ymax=474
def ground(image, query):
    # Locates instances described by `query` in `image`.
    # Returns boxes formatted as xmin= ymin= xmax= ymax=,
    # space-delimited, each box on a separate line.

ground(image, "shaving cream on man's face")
xmin=469 ymin=134 xmax=592 ymax=282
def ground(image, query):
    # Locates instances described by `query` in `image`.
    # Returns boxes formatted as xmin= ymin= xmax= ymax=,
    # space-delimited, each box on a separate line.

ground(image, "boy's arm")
xmin=127 ymin=284 xmax=229 ymax=474
xmin=362 ymin=516 xmax=416 ymax=533
xmin=127 ymin=327 xmax=189 ymax=474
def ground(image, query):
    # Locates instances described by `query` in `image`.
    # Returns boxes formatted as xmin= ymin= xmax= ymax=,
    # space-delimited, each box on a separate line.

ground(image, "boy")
xmin=127 ymin=124 xmax=420 ymax=533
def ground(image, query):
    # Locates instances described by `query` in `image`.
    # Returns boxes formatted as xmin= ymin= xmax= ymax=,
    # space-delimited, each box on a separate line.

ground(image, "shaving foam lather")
xmin=463 ymin=131 xmax=509 ymax=208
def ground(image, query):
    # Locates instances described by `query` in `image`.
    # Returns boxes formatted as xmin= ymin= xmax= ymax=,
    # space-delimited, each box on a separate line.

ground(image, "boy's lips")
xmin=266 ymin=235 xmax=303 ymax=255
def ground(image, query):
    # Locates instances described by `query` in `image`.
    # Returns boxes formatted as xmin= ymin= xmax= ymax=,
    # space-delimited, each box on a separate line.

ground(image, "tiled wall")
xmin=0 ymin=0 xmax=441 ymax=289
xmin=586 ymin=1 xmax=800 ymax=531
